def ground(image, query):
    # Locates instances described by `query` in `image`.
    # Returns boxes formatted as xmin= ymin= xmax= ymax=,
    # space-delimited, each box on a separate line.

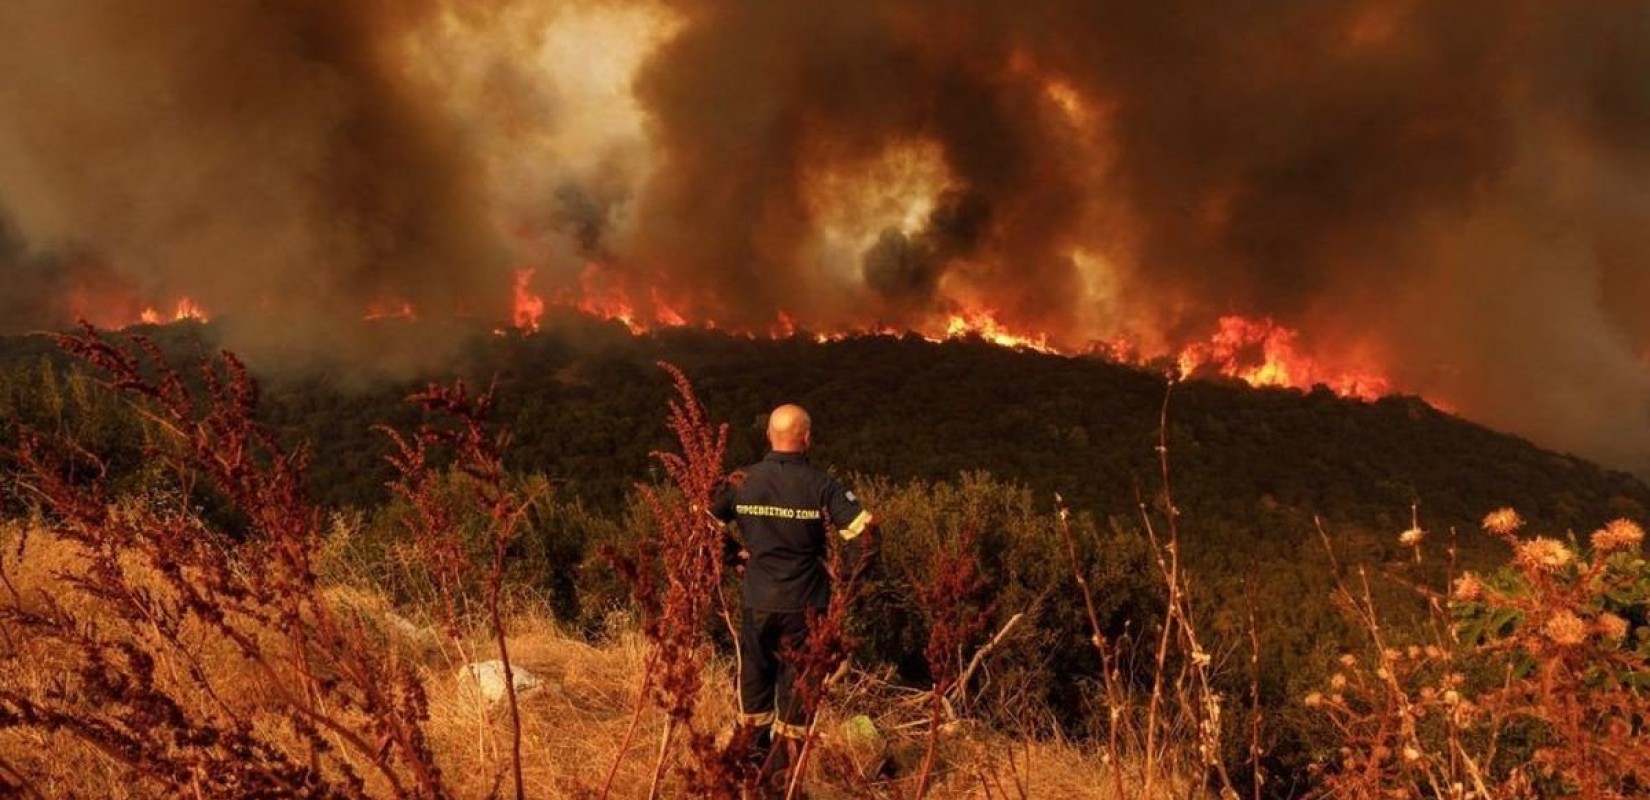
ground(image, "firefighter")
xmin=711 ymin=403 xmax=876 ymax=798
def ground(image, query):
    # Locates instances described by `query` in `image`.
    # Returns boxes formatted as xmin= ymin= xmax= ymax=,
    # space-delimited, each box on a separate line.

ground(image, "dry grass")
xmin=0 ymin=330 xmax=1206 ymax=799
xmin=0 ymin=526 xmax=1155 ymax=799
xmin=8 ymin=333 xmax=1640 ymax=799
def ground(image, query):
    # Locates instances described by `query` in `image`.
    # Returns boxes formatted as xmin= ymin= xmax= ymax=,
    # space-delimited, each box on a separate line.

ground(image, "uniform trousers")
xmin=738 ymin=607 xmax=813 ymax=739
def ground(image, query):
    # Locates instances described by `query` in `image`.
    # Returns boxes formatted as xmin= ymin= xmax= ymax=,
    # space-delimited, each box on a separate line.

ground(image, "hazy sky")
xmin=0 ymin=0 xmax=1646 ymax=472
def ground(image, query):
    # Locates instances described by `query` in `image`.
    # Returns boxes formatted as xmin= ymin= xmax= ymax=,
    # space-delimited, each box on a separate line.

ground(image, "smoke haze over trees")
xmin=0 ymin=0 xmax=1647 ymax=470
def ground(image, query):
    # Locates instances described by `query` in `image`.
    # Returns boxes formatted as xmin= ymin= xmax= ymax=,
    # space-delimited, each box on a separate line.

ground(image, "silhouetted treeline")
xmin=3 ymin=317 xmax=1645 ymax=558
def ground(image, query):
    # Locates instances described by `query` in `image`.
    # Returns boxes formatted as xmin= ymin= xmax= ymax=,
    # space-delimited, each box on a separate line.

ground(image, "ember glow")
xmin=364 ymin=302 xmax=417 ymax=322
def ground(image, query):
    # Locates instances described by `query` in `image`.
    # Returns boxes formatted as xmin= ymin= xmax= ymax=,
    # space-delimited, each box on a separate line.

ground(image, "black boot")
xmin=744 ymin=724 xmax=773 ymax=774
xmin=760 ymin=738 xmax=805 ymax=800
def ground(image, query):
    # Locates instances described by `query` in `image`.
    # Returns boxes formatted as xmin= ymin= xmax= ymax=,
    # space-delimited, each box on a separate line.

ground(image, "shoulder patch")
xmin=845 ymin=490 xmax=858 ymax=503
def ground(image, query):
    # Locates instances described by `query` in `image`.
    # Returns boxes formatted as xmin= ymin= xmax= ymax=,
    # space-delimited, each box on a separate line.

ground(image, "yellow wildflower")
xmin=1452 ymin=573 xmax=1483 ymax=601
xmin=1597 ymin=612 xmax=1629 ymax=641
xmin=1515 ymin=538 xmax=1573 ymax=573
xmin=1591 ymin=519 xmax=1645 ymax=553
xmin=1542 ymin=610 xmax=1587 ymax=646
xmin=1482 ymin=507 xmax=1524 ymax=535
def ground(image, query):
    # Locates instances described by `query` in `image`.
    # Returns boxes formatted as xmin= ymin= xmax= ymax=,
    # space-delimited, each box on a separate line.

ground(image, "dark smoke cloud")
xmin=861 ymin=189 xmax=990 ymax=312
xmin=625 ymin=0 xmax=1093 ymax=328
xmin=0 ymin=0 xmax=1646 ymax=471
xmin=0 ymin=0 xmax=512 ymax=371
xmin=619 ymin=0 xmax=1650 ymax=472
xmin=624 ymin=0 xmax=1525 ymax=332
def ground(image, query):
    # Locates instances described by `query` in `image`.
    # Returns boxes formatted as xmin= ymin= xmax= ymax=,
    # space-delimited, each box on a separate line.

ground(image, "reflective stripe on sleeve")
xmin=839 ymin=510 xmax=874 ymax=540
xmin=741 ymin=710 xmax=776 ymax=727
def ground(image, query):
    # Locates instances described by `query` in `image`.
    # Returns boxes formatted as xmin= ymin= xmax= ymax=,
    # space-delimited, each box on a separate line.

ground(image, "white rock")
xmin=457 ymin=660 xmax=545 ymax=703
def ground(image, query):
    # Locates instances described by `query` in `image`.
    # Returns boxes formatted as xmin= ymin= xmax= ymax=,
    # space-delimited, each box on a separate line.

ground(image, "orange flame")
xmin=569 ymin=263 xmax=643 ymax=333
xmin=513 ymin=268 xmax=546 ymax=331
xmin=541 ymin=267 xmax=1389 ymax=399
xmin=138 ymin=297 xmax=208 ymax=325
xmin=771 ymin=311 xmax=797 ymax=338
xmin=650 ymin=287 xmax=687 ymax=327
xmin=1175 ymin=316 xmax=1390 ymax=400
xmin=938 ymin=309 xmax=1054 ymax=353
xmin=74 ymin=268 xmax=1397 ymax=403
xmin=561 ymin=263 xmax=707 ymax=334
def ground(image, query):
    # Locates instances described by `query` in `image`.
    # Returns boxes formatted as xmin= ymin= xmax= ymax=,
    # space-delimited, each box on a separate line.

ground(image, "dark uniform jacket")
xmin=711 ymin=451 xmax=874 ymax=612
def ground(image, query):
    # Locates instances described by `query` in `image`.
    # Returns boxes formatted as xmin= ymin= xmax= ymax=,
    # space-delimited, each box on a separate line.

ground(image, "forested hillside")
xmin=4 ymin=316 xmax=1639 ymax=538
xmin=2 ymin=317 xmax=1648 ymax=795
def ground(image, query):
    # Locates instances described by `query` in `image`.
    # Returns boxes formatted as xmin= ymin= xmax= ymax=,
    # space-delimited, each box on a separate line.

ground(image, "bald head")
xmin=767 ymin=404 xmax=812 ymax=452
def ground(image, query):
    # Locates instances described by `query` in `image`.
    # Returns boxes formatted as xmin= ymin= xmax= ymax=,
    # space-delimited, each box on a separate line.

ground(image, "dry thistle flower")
xmin=1331 ymin=673 xmax=1347 ymax=690
xmin=1542 ymin=610 xmax=1588 ymax=646
xmin=1403 ymin=746 xmax=1422 ymax=763
xmin=1597 ymin=612 xmax=1629 ymax=641
xmin=1339 ymin=653 xmax=1357 ymax=667
xmin=1452 ymin=573 xmax=1483 ymax=601
xmin=1482 ymin=507 xmax=1524 ymax=535
xmin=1515 ymin=538 xmax=1574 ymax=573
xmin=1304 ymin=692 xmax=1323 ymax=708
xmin=1590 ymin=519 xmax=1645 ymax=553
xmin=1398 ymin=527 xmax=1424 ymax=546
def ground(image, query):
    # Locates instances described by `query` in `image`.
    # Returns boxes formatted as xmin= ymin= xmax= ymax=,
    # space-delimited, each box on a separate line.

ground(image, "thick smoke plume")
xmin=0 ymin=0 xmax=519 ymax=370
xmin=0 ymin=0 xmax=1647 ymax=472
